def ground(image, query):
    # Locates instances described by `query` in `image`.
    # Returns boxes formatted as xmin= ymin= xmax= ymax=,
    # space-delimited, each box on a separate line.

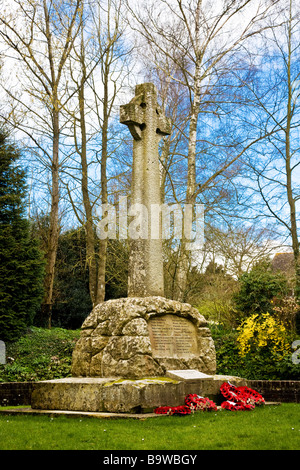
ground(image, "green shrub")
xmin=210 ymin=321 xmax=300 ymax=380
xmin=236 ymin=313 xmax=290 ymax=358
xmin=276 ymin=354 xmax=300 ymax=379
xmin=0 ymin=327 xmax=80 ymax=382
xmin=233 ymin=262 xmax=288 ymax=319
xmin=210 ymin=324 xmax=245 ymax=377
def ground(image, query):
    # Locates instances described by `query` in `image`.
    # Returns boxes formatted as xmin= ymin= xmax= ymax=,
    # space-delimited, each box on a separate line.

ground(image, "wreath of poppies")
xmin=154 ymin=405 xmax=191 ymax=416
xmin=154 ymin=381 xmax=265 ymax=415
xmin=221 ymin=400 xmax=254 ymax=411
xmin=185 ymin=394 xmax=218 ymax=412
xmin=154 ymin=394 xmax=217 ymax=415
xmin=220 ymin=381 xmax=265 ymax=411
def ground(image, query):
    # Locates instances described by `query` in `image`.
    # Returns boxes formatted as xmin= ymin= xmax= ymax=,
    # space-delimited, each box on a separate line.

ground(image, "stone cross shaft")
xmin=120 ymin=83 xmax=171 ymax=297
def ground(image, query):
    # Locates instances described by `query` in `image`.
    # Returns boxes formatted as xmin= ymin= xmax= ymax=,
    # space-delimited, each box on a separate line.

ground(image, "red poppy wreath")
xmin=220 ymin=381 xmax=265 ymax=411
xmin=154 ymin=395 xmax=217 ymax=415
xmin=185 ymin=394 xmax=218 ymax=411
xmin=153 ymin=381 xmax=265 ymax=415
xmin=154 ymin=405 xmax=191 ymax=416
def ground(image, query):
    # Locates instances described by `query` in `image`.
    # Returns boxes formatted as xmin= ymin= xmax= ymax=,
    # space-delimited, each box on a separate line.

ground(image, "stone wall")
xmin=0 ymin=382 xmax=33 ymax=406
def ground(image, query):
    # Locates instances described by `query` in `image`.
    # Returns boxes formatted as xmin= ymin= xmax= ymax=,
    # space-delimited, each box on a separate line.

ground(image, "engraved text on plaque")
xmin=148 ymin=315 xmax=199 ymax=358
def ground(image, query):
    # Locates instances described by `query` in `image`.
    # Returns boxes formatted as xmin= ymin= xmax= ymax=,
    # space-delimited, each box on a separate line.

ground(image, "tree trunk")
xmin=96 ymin=74 xmax=109 ymax=304
xmin=175 ymin=54 xmax=202 ymax=301
xmin=286 ymin=13 xmax=300 ymax=299
xmin=41 ymin=109 xmax=60 ymax=328
xmin=78 ymin=73 xmax=99 ymax=306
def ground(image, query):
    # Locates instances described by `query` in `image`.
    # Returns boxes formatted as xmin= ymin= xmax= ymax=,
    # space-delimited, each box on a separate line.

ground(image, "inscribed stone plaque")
xmin=0 ymin=340 xmax=6 ymax=365
xmin=148 ymin=315 xmax=198 ymax=358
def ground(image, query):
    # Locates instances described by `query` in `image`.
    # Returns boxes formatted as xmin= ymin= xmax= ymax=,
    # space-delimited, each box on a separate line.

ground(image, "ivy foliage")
xmin=0 ymin=327 xmax=80 ymax=382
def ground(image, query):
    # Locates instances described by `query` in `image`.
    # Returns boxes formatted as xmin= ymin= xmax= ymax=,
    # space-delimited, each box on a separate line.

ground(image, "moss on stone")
xmin=103 ymin=377 xmax=179 ymax=387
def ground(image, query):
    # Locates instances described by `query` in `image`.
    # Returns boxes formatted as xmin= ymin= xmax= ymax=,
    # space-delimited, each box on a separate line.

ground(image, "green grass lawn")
xmin=1 ymin=404 xmax=300 ymax=450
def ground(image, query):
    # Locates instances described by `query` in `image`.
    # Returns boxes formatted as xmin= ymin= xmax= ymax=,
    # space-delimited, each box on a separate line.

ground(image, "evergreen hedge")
xmin=0 ymin=130 xmax=45 ymax=342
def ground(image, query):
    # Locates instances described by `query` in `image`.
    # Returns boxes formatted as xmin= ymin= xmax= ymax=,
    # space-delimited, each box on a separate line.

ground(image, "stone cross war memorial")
xmin=120 ymin=82 xmax=171 ymax=298
xmin=31 ymin=84 xmax=245 ymax=415
xmin=71 ymin=82 xmax=216 ymax=380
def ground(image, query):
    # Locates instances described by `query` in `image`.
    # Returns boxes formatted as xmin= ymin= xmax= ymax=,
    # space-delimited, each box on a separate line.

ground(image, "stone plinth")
xmin=31 ymin=374 xmax=247 ymax=414
xmin=31 ymin=377 xmax=180 ymax=414
xmin=71 ymin=296 xmax=216 ymax=379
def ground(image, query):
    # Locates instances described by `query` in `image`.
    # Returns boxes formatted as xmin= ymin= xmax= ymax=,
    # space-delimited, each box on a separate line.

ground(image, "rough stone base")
xmin=71 ymin=296 xmax=216 ymax=379
xmin=31 ymin=374 xmax=247 ymax=414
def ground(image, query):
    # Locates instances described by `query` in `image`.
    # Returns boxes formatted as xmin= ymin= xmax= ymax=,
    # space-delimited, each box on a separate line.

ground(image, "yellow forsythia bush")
xmin=236 ymin=313 xmax=290 ymax=360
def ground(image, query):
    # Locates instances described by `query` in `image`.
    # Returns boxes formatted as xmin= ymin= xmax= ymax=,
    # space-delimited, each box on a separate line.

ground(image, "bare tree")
xmin=0 ymin=0 xmax=83 ymax=327
xmin=205 ymin=224 xmax=277 ymax=278
xmin=238 ymin=0 xmax=300 ymax=298
xmin=126 ymin=0 xmax=282 ymax=300
xmin=64 ymin=0 xmax=132 ymax=305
